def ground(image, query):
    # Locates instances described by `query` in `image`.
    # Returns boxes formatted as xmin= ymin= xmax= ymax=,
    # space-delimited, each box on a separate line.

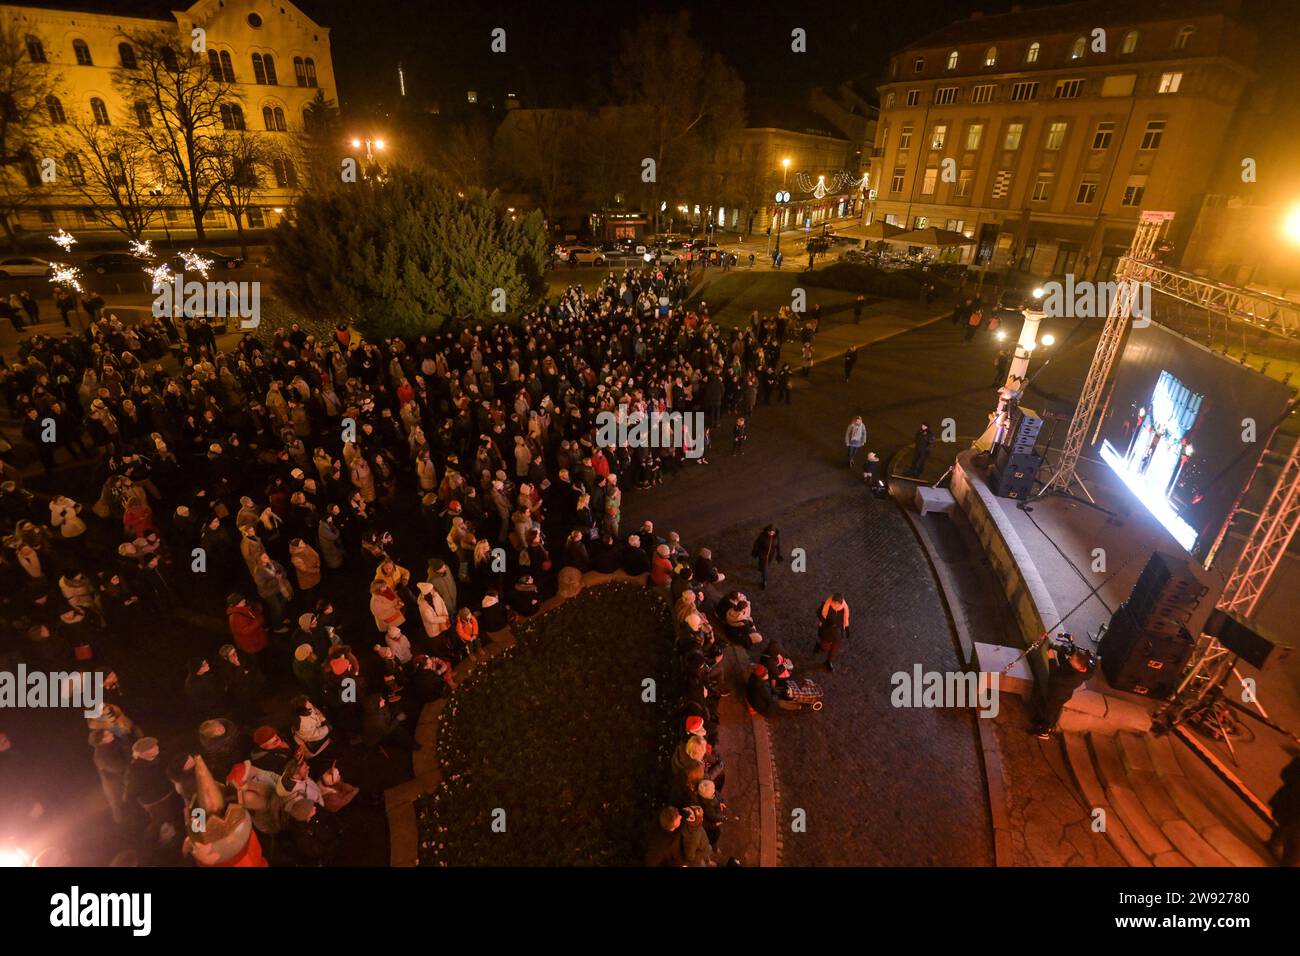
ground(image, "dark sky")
xmin=296 ymin=0 xmax=1298 ymax=118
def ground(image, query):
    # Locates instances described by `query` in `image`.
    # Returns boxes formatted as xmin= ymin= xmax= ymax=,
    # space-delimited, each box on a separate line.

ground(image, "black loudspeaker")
xmin=1099 ymin=603 xmax=1193 ymax=699
xmin=1204 ymin=608 xmax=1293 ymax=671
xmin=1125 ymin=551 xmax=1207 ymax=638
xmin=992 ymin=447 xmax=1041 ymax=499
xmin=1008 ymin=405 xmax=1044 ymax=456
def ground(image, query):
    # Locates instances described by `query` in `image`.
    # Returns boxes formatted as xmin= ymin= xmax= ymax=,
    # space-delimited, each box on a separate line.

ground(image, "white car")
xmin=0 ymin=255 xmax=52 ymax=278
xmin=567 ymin=246 xmax=606 ymax=266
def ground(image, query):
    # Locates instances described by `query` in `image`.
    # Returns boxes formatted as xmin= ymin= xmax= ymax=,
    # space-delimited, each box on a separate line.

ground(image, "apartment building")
xmin=867 ymin=0 xmax=1256 ymax=280
xmin=1 ymin=0 xmax=336 ymax=238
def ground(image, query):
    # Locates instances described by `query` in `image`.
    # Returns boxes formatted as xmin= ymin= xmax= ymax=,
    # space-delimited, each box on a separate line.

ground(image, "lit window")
xmin=984 ymin=46 xmax=997 ymax=67
xmin=885 ymin=92 xmax=896 ymax=109
xmin=922 ymin=167 xmax=938 ymax=194
xmin=956 ymin=168 xmax=973 ymax=197
xmin=965 ymin=123 xmax=983 ymax=150
xmin=1003 ymin=122 xmax=1023 ymax=150
xmin=1046 ymin=121 xmax=1067 ymax=150
xmin=1122 ymin=30 xmax=1139 ymax=54
xmin=931 ymin=124 xmax=947 ymax=149
xmin=1071 ymin=36 xmax=1087 ymax=59
xmin=1158 ymin=72 xmax=1182 ymax=93
xmin=947 ymin=50 xmax=959 ymax=70
xmin=1174 ymin=25 xmax=1195 ymax=50
xmin=1026 ymin=42 xmax=1040 ymax=63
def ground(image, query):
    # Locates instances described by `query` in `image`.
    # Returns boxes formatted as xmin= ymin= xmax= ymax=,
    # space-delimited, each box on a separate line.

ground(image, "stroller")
xmin=780 ymin=677 xmax=825 ymax=712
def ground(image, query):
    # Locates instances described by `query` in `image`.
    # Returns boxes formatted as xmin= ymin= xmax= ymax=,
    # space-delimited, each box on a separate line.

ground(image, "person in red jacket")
xmin=649 ymin=544 xmax=674 ymax=587
xmin=226 ymin=592 xmax=268 ymax=655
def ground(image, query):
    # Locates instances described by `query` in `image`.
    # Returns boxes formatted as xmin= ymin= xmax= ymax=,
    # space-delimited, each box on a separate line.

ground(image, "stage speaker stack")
xmin=1204 ymin=608 xmax=1293 ymax=671
xmin=992 ymin=443 xmax=1042 ymax=499
xmin=1098 ymin=551 xmax=1207 ymax=698
xmin=1006 ymin=405 xmax=1044 ymax=456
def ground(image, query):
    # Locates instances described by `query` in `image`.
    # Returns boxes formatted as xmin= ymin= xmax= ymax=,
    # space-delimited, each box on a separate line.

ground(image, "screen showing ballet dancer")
xmin=1097 ymin=323 xmax=1294 ymax=557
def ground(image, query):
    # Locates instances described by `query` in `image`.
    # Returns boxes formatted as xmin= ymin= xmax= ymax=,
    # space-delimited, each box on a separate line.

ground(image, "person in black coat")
xmin=644 ymin=806 xmax=684 ymax=867
xmin=746 ymin=665 xmax=779 ymax=717
xmin=1029 ymin=644 xmax=1093 ymax=738
xmin=622 ymin=536 xmax=651 ymax=575
xmin=184 ymin=656 xmax=227 ymax=721
xmin=506 ymin=576 xmax=541 ymax=617
xmin=750 ymin=525 xmax=782 ymax=589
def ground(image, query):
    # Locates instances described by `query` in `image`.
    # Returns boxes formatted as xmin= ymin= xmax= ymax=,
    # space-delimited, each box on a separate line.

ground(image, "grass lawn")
xmin=687 ymin=271 xmax=866 ymax=331
xmin=416 ymin=581 xmax=681 ymax=866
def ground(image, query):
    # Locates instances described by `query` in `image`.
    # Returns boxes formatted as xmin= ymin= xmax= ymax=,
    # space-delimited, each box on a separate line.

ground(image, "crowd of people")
xmin=0 ymin=260 xmax=853 ymax=866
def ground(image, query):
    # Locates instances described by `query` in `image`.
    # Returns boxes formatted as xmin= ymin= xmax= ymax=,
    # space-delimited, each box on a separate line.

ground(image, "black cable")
xmin=1019 ymin=500 xmax=1114 ymax=618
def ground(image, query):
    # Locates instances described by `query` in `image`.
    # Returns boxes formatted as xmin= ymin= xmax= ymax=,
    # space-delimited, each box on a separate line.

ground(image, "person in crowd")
xmin=814 ymin=592 xmax=851 ymax=673
xmin=750 ymin=525 xmax=782 ymax=590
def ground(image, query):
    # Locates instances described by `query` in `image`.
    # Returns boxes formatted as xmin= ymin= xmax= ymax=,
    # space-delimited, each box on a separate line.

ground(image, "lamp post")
xmin=772 ymin=190 xmax=791 ymax=266
xmin=976 ymin=287 xmax=1054 ymax=451
xmin=350 ymin=136 xmax=387 ymax=179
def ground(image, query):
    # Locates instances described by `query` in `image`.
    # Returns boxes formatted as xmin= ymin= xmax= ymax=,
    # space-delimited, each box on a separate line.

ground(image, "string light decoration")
xmin=177 ymin=250 xmax=212 ymax=278
xmin=793 ymin=169 xmax=865 ymax=198
xmin=145 ymin=263 xmax=173 ymax=290
xmin=48 ymin=263 xmax=84 ymax=294
xmin=49 ymin=229 xmax=77 ymax=253
xmin=129 ymin=239 xmax=154 ymax=259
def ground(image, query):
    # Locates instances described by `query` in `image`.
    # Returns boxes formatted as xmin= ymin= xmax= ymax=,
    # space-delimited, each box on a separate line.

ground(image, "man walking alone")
xmin=844 ymin=415 xmax=867 ymax=468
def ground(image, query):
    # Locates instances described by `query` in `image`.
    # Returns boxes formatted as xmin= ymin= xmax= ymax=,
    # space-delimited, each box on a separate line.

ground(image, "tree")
xmin=115 ymin=29 xmax=237 ymax=239
xmin=211 ymin=130 xmax=279 ymax=259
xmin=296 ymin=89 xmax=342 ymax=195
xmin=0 ymin=22 xmax=58 ymax=248
xmin=271 ymin=168 xmax=547 ymax=338
xmin=613 ymin=13 xmax=745 ymax=231
xmin=57 ymin=121 xmax=166 ymax=240
xmin=494 ymin=109 xmax=580 ymax=227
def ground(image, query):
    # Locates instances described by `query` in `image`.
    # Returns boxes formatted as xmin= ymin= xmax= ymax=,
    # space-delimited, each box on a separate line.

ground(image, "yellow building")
xmin=867 ymin=0 xmax=1256 ymax=280
xmin=2 ymin=0 xmax=337 ymax=238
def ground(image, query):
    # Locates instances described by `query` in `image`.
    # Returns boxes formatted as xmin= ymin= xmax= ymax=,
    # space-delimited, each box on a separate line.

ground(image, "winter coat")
xmin=415 ymin=582 xmax=451 ymax=639
xmin=317 ymin=520 xmax=345 ymax=569
xmin=227 ymin=603 xmax=268 ymax=654
xmin=50 ymin=497 xmax=87 ymax=537
xmin=290 ymin=541 xmax=322 ymax=589
xmin=369 ymin=586 xmax=405 ymax=632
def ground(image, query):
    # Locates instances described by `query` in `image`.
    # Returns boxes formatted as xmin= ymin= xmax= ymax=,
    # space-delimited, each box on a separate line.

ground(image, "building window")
xmin=1003 ymin=122 xmax=1024 ymax=150
xmin=20 ymin=155 xmax=40 ymax=186
xmin=934 ymin=87 xmax=959 ymax=105
xmin=253 ymin=53 xmax=267 ymax=84
xmin=1122 ymin=30 xmax=1139 ymax=54
xmin=931 ymin=124 xmax=947 ymax=149
xmin=1140 ymin=120 xmax=1166 ymax=150
xmin=219 ymin=103 xmax=246 ymax=130
xmin=1032 ymin=173 xmax=1052 ymax=201
xmin=947 ymin=50 xmax=959 ymax=70
xmin=246 ymin=207 xmax=265 ymax=228
xmin=906 ymin=89 xmax=920 ymax=107
xmin=72 ymin=39 xmax=92 ymax=66
xmin=265 ymin=54 xmax=278 ymax=85
xmin=209 ymin=49 xmax=235 ymax=82
xmin=46 ymin=94 xmax=66 ymax=125
xmin=1046 ymin=121 xmax=1067 ymax=150
xmin=262 ymin=105 xmax=287 ymax=131
xmin=890 ymin=166 xmax=906 ymax=193
xmin=899 ymin=125 xmax=913 ymax=149
xmin=134 ymin=101 xmax=151 ymax=127
xmin=26 ymin=36 xmax=46 ymax=64
xmin=922 ymin=166 xmax=938 ymax=194
xmin=272 ymin=157 xmax=298 ymax=188
xmin=90 ymin=97 xmax=110 ymax=125
xmin=984 ymin=46 xmax=997 ymax=67
xmin=971 ymin=84 xmax=995 ymax=104
xmin=1010 ymin=81 xmax=1038 ymax=101
xmin=992 ymin=169 xmax=1012 ymax=199
xmin=1158 ymin=72 xmax=1183 ymax=94
xmin=1075 ymin=178 xmax=1098 ymax=203
xmin=160 ymin=47 xmax=178 ymax=72
xmin=63 ymin=152 xmax=85 ymax=185
xmin=107 ymin=152 xmax=126 ymax=185
xmin=294 ymin=56 xmax=308 ymax=86
xmin=1092 ymin=122 xmax=1115 ymax=149
xmin=1122 ymin=178 xmax=1147 ymax=206
xmin=1071 ymin=36 xmax=1087 ymax=59
xmin=1174 ymin=25 xmax=1195 ymax=50
xmin=885 ymin=92 xmax=896 ymax=109
xmin=117 ymin=42 xmax=137 ymax=70
xmin=913 ymin=56 xmax=925 ymax=73
xmin=965 ymin=123 xmax=983 ymax=150
xmin=1026 ymin=42 xmax=1040 ymax=64
xmin=1054 ymin=78 xmax=1084 ymax=99
xmin=956 ymin=167 xmax=973 ymax=197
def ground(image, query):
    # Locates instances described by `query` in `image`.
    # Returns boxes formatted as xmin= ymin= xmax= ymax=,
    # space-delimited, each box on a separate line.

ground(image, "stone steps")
xmin=1060 ymin=728 xmax=1274 ymax=868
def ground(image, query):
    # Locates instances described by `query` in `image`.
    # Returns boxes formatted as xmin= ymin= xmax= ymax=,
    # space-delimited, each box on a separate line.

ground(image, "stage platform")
xmin=942 ymin=447 xmax=1299 ymax=841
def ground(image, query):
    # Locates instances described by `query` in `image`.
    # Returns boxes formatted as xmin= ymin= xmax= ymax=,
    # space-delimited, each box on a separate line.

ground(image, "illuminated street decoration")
xmin=129 ymin=239 xmax=154 ymax=259
xmin=178 ymin=249 xmax=212 ymax=278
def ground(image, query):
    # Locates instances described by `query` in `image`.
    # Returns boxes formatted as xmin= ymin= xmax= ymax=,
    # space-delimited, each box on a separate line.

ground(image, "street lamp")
xmin=773 ymin=190 xmax=792 ymax=265
xmin=350 ymin=135 xmax=387 ymax=165
xmin=1284 ymin=203 xmax=1300 ymax=245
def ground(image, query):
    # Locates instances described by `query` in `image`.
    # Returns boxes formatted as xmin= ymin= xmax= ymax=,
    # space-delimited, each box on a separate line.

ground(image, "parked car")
xmin=652 ymin=245 xmax=683 ymax=265
xmin=599 ymin=244 xmax=628 ymax=259
xmin=85 ymin=252 xmax=144 ymax=275
xmin=566 ymin=246 xmax=606 ymax=266
xmin=0 ymin=255 xmax=52 ymax=278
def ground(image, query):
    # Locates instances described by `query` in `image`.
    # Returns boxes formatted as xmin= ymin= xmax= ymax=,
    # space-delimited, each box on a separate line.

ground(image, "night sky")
xmin=296 ymin=0 xmax=1297 ymax=118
